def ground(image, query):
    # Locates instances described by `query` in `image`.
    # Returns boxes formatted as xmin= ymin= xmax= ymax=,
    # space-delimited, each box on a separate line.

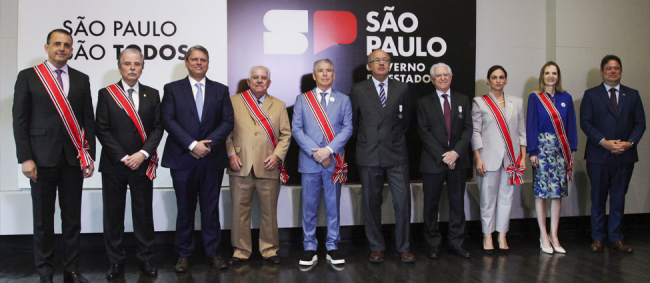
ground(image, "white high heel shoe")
xmin=540 ymin=238 xmax=553 ymax=254
xmin=549 ymin=236 xmax=566 ymax=254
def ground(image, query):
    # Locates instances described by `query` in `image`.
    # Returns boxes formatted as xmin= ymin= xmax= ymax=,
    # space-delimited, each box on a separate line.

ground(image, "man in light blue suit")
xmin=292 ymin=59 xmax=353 ymax=267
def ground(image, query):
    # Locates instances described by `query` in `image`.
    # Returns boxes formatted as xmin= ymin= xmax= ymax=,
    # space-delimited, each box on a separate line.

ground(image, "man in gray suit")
xmin=351 ymin=49 xmax=414 ymax=263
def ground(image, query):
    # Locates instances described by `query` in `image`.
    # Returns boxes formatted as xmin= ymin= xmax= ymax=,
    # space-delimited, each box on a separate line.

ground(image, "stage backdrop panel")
xmin=227 ymin=0 xmax=476 ymax=184
xmin=16 ymin=0 xmax=229 ymax=189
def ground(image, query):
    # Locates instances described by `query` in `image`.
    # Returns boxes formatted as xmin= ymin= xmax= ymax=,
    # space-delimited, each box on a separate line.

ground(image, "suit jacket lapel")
xmin=450 ymin=92 xmax=460 ymax=126
xmin=505 ymin=94 xmax=514 ymax=123
xmin=202 ymin=79 xmax=216 ymax=120
xmin=67 ymin=68 xmax=78 ymax=98
xmin=182 ymin=77 xmax=201 ymax=123
xmin=616 ymin=86 xmax=627 ymax=118
xmin=430 ymin=94 xmax=447 ymax=132
xmin=383 ymin=81 xmax=399 ymax=116
xmin=598 ymin=85 xmax=616 ymax=116
xmin=364 ymin=80 xmax=384 ymax=115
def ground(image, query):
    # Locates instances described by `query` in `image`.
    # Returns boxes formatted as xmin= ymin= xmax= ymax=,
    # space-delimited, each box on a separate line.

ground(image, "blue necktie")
xmin=321 ymin=92 xmax=328 ymax=111
xmin=195 ymin=83 xmax=203 ymax=122
xmin=379 ymin=83 xmax=386 ymax=107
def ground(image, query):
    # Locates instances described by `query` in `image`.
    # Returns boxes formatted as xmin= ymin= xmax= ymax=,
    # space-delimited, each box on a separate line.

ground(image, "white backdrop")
xmin=16 ymin=0 xmax=229 ymax=188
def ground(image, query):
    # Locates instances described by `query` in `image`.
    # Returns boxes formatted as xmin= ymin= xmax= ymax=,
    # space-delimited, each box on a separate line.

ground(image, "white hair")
xmin=430 ymin=63 xmax=453 ymax=77
xmin=249 ymin=65 xmax=271 ymax=80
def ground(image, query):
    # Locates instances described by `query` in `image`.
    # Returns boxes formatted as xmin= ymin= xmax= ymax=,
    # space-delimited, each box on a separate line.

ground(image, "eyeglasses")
xmin=368 ymin=58 xmax=391 ymax=64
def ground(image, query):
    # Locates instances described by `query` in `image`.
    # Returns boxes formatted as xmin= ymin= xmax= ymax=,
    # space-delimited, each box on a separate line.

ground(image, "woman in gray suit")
xmin=471 ymin=65 xmax=526 ymax=255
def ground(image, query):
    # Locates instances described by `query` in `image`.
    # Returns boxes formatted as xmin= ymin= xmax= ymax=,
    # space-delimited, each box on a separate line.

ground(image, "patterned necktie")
xmin=378 ymin=83 xmax=386 ymax=107
xmin=54 ymin=69 xmax=64 ymax=94
xmin=127 ymin=88 xmax=134 ymax=104
xmin=442 ymin=94 xmax=451 ymax=142
xmin=321 ymin=92 xmax=328 ymax=111
xmin=257 ymin=99 xmax=263 ymax=106
xmin=195 ymin=83 xmax=203 ymax=122
xmin=609 ymin=88 xmax=618 ymax=114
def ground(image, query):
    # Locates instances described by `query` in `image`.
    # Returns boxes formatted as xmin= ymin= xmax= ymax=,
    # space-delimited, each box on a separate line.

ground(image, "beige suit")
xmin=226 ymin=92 xmax=291 ymax=259
xmin=471 ymin=92 xmax=526 ymax=233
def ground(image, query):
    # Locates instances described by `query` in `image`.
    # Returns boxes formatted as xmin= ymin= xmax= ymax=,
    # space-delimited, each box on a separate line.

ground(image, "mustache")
xmin=128 ymin=70 xmax=138 ymax=75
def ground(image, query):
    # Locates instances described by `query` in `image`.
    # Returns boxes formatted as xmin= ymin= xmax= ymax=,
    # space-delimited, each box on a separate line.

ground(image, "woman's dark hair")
xmin=487 ymin=65 xmax=507 ymax=80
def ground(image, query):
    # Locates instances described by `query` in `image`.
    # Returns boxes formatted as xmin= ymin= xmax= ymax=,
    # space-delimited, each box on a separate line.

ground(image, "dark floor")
xmin=1 ymin=226 xmax=650 ymax=283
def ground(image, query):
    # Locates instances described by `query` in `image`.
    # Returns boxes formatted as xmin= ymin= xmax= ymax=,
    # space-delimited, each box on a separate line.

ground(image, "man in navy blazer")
xmin=292 ymin=59 xmax=352 ymax=267
xmin=161 ymin=45 xmax=234 ymax=271
xmin=580 ymin=55 xmax=645 ymax=253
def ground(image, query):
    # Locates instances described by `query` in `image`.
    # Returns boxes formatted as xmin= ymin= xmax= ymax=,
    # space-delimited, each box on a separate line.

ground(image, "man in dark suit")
xmin=12 ymin=29 xmax=95 ymax=283
xmin=417 ymin=63 xmax=472 ymax=259
xmin=580 ymin=55 xmax=646 ymax=253
xmin=161 ymin=45 xmax=234 ymax=271
xmin=351 ymin=49 xmax=414 ymax=263
xmin=96 ymin=48 xmax=163 ymax=279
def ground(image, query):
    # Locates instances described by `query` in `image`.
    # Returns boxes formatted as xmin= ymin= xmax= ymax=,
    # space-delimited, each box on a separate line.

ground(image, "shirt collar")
xmin=436 ymin=89 xmax=450 ymax=98
xmin=46 ymin=60 xmax=68 ymax=74
xmin=603 ymin=83 xmax=620 ymax=92
xmin=188 ymin=76 xmax=207 ymax=88
xmin=315 ymin=87 xmax=333 ymax=96
xmin=371 ymin=76 xmax=388 ymax=89
xmin=120 ymin=79 xmax=140 ymax=94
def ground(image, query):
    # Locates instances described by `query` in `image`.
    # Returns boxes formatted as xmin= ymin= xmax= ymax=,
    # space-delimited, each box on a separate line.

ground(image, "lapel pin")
xmin=458 ymin=106 xmax=463 ymax=113
xmin=561 ymin=102 xmax=566 ymax=107
xmin=144 ymin=94 xmax=147 ymax=97
xmin=508 ymin=103 xmax=512 ymax=107
xmin=398 ymin=104 xmax=403 ymax=119
xmin=330 ymin=97 xmax=335 ymax=102
xmin=622 ymin=93 xmax=626 ymax=96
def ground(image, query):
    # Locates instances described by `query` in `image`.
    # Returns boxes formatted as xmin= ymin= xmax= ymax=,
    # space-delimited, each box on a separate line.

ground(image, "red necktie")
xmin=442 ymin=94 xmax=451 ymax=142
xmin=609 ymin=88 xmax=618 ymax=114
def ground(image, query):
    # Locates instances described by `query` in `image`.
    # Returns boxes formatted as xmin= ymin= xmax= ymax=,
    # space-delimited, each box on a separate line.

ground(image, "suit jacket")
xmin=417 ymin=91 xmax=473 ymax=173
xmin=13 ymin=65 xmax=96 ymax=167
xmin=471 ymin=93 xmax=526 ymax=171
xmin=351 ymin=78 xmax=413 ymax=167
xmin=292 ymin=89 xmax=353 ymax=174
xmin=96 ymin=81 xmax=164 ymax=176
xmin=226 ymin=93 xmax=291 ymax=179
xmin=160 ymin=76 xmax=234 ymax=170
xmin=580 ymin=83 xmax=646 ymax=164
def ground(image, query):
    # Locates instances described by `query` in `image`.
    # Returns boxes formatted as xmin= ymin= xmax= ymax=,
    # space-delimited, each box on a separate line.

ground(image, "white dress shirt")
xmin=188 ymin=76 xmax=207 ymax=151
xmin=371 ymin=76 xmax=388 ymax=99
xmin=119 ymin=80 xmax=149 ymax=161
xmin=46 ymin=61 xmax=69 ymax=95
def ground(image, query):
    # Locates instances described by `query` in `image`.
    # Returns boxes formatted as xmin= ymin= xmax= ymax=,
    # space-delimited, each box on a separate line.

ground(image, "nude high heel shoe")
xmin=549 ymin=236 xmax=566 ymax=254
xmin=540 ymin=238 xmax=553 ymax=254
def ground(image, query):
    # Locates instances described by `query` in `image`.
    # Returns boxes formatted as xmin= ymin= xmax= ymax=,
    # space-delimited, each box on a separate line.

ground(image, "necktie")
xmin=378 ymin=83 xmax=386 ymax=107
xmin=127 ymin=88 xmax=134 ymax=104
xmin=257 ymin=99 xmax=263 ymax=106
xmin=195 ymin=83 xmax=203 ymax=122
xmin=609 ymin=88 xmax=618 ymax=114
xmin=442 ymin=94 xmax=451 ymax=142
xmin=54 ymin=69 xmax=64 ymax=94
xmin=320 ymin=92 xmax=328 ymax=111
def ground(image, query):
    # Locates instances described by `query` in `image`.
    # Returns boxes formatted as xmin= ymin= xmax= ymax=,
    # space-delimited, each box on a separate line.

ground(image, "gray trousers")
xmin=359 ymin=165 xmax=411 ymax=253
xmin=477 ymin=166 xmax=513 ymax=233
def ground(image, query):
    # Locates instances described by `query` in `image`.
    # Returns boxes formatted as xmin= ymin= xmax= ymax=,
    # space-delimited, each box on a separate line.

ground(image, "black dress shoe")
xmin=39 ymin=275 xmax=53 ymax=283
xmin=175 ymin=257 xmax=190 ymax=273
xmin=64 ymin=271 xmax=89 ymax=283
xmin=228 ymin=257 xmax=248 ymax=266
xmin=428 ymin=247 xmax=440 ymax=259
xmin=209 ymin=256 xmax=227 ymax=270
xmin=106 ymin=263 xmax=124 ymax=280
xmin=140 ymin=261 xmax=158 ymax=277
xmin=448 ymin=246 xmax=471 ymax=258
xmin=266 ymin=255 xmax=281 ymax=264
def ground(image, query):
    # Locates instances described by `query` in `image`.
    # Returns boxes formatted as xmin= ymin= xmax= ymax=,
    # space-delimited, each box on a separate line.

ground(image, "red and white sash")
xmin=239 ymin=90 xmax=289 ymax=184
xmin=105 ymin=84 xmax=159 ymax=180
xmin=536 ymin=92 xmax=573 ymax=181
xmin=302 ymin=90 xmax=347 ymax=184
xmin=481 ymin=94 xmax=524 ymax=185
xmin=33 ymin=62 xmax=93 ymax=169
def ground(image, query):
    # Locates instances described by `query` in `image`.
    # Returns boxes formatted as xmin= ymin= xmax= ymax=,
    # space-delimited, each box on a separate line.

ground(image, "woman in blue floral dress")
xmin=526 ymin=61 xmax=578 ymax=254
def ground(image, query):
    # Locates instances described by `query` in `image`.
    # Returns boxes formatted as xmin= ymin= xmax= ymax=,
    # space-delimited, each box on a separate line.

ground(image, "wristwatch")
xmin=629 ymin=140 xmax=635 ymax=148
